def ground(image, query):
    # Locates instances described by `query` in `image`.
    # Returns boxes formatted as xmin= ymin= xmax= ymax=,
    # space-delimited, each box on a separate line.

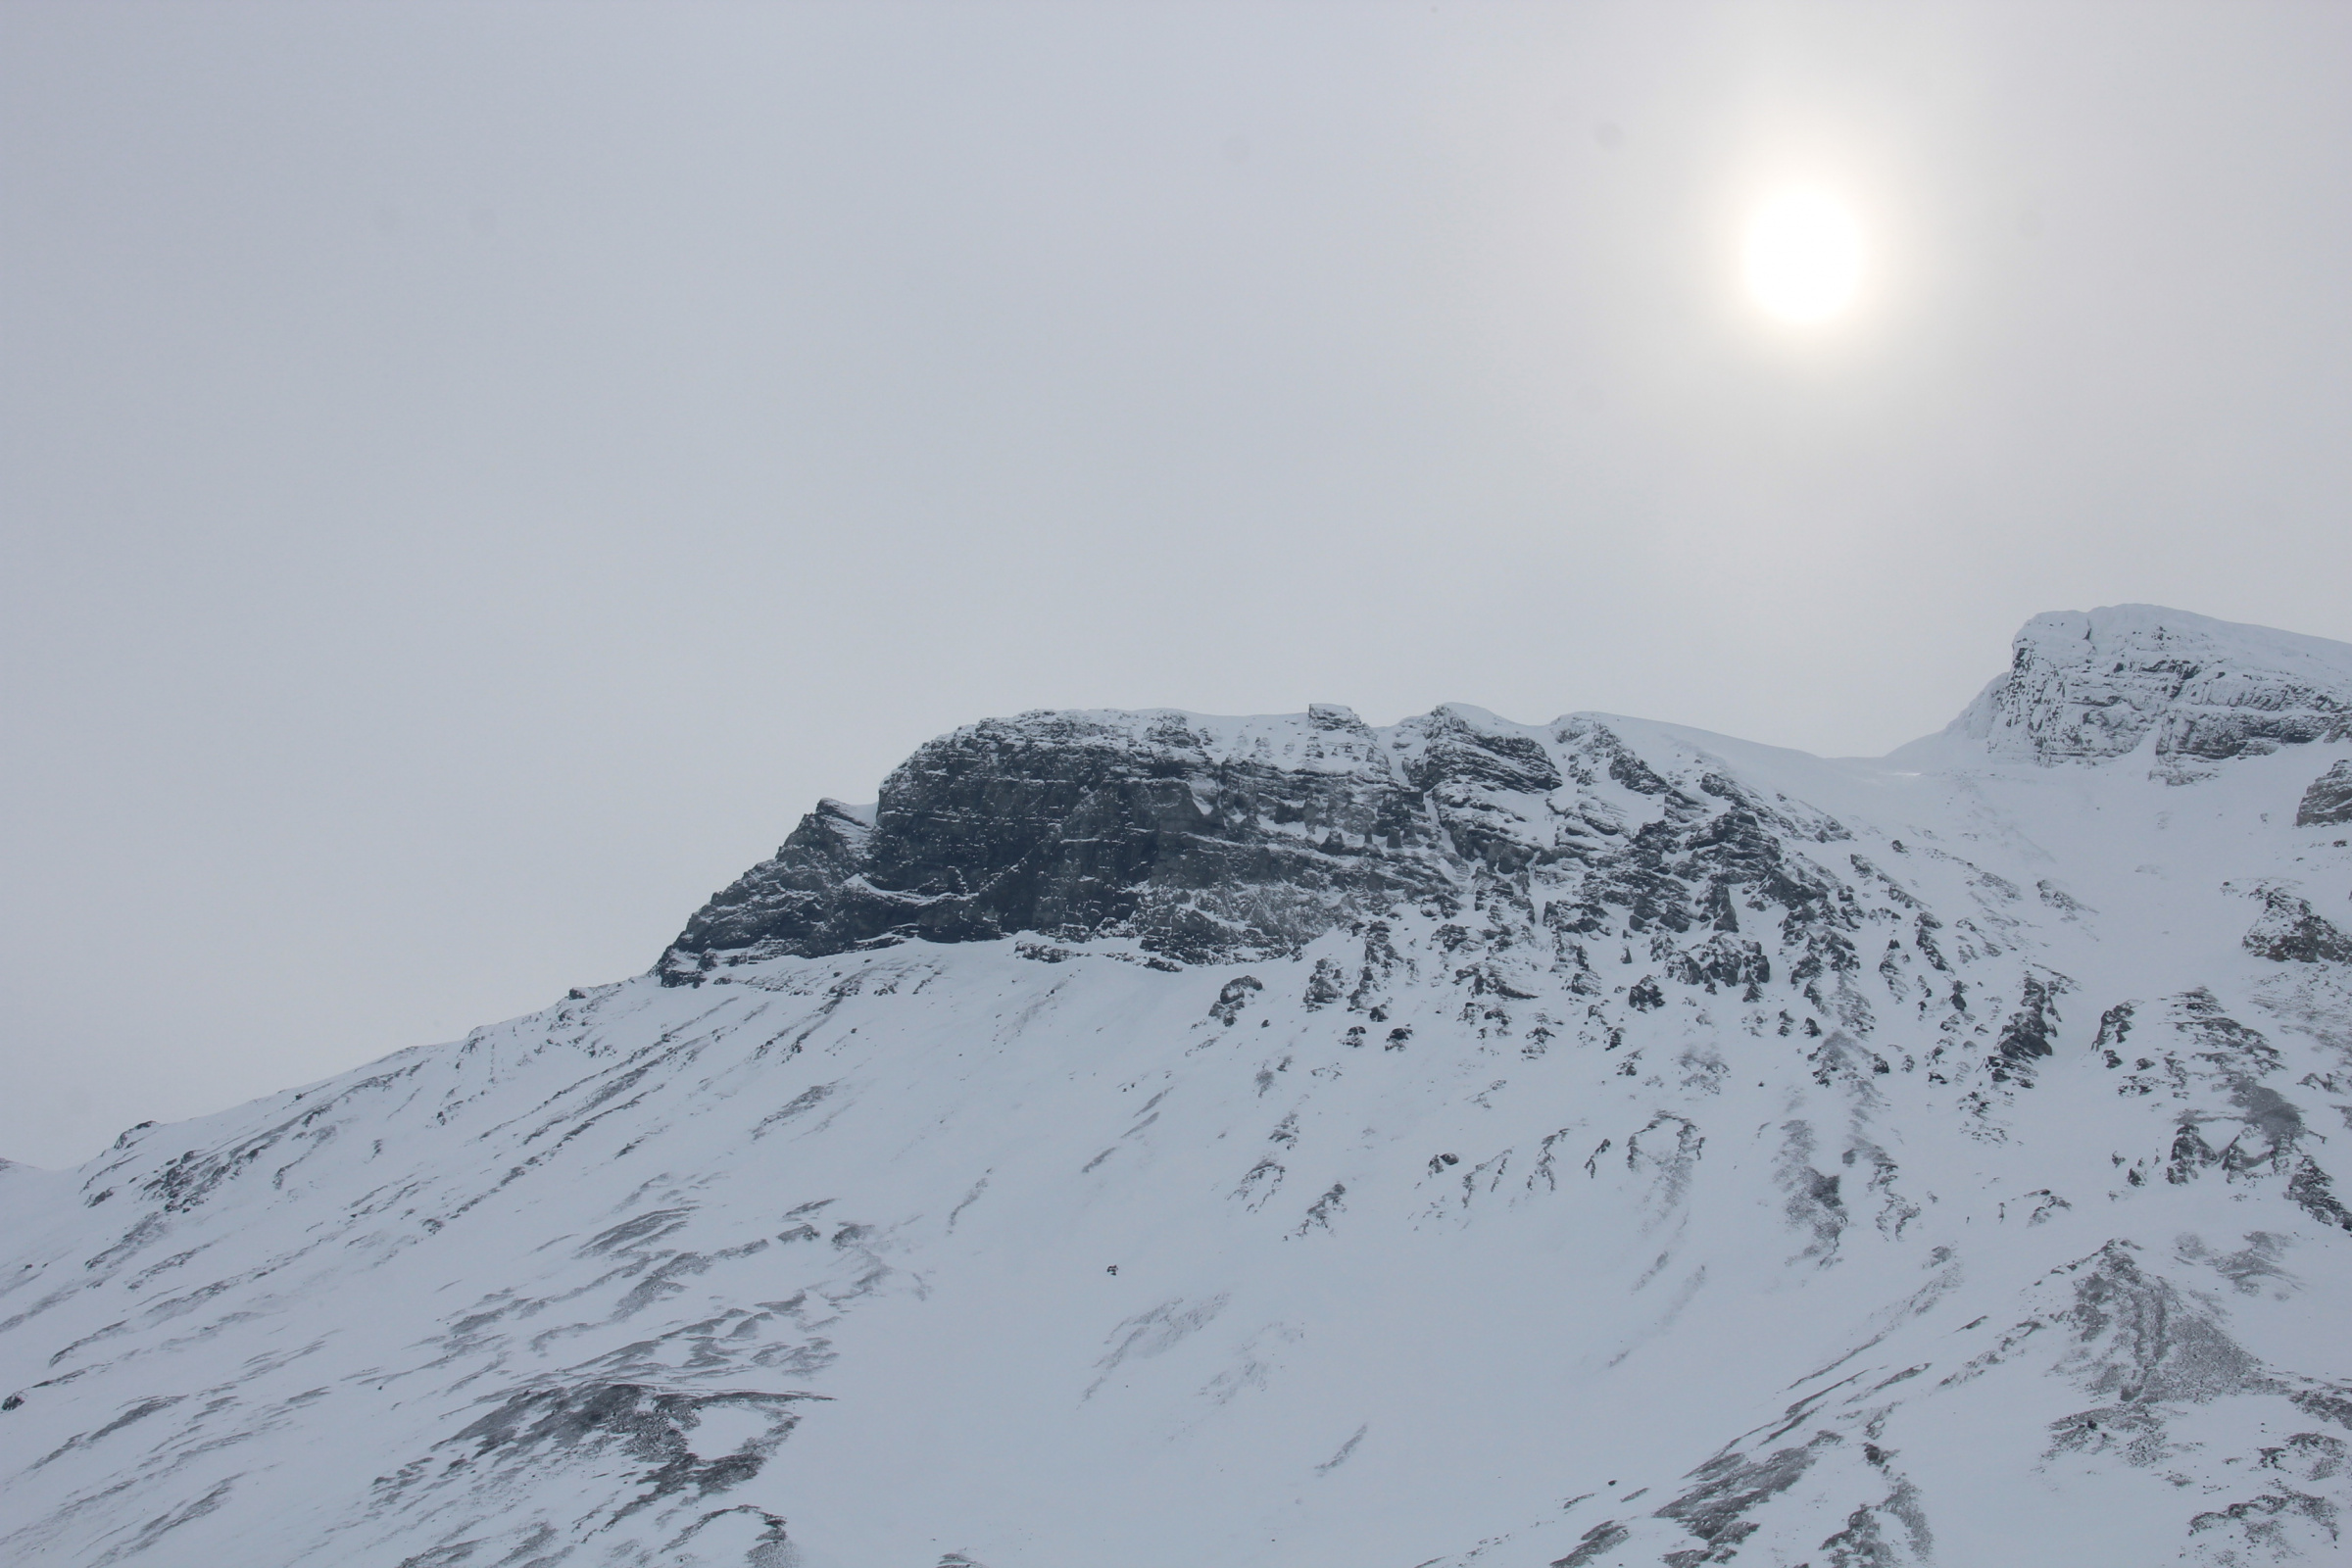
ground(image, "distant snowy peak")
xmin=1914 ymin=604 xmax=2352 ymax=776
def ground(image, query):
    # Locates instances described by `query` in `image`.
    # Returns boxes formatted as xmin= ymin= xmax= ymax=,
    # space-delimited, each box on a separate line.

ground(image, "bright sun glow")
xmin=1742 ymin=189 xmax=1865 ymax=324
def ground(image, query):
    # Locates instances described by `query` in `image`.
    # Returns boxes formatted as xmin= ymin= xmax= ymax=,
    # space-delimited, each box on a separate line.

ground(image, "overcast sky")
xmin=6 ymin=2 xmax=2352 ymax=1167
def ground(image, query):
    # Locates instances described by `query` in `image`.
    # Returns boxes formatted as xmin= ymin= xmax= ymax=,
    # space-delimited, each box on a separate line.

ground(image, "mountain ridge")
xmin=3 ymin=605 xmax=2350 ymax=1568
xmin=662 ymin=605 xmax=2352 ymax=979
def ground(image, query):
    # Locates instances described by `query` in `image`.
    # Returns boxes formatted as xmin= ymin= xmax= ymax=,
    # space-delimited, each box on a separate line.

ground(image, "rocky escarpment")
xmin=662 ymin=705 xmax=1453 ymax=976
xmin=659 ymin=704 xmax=1869 ymax=984
xmin=1921 ymin=605 xmax=2352 ymax=777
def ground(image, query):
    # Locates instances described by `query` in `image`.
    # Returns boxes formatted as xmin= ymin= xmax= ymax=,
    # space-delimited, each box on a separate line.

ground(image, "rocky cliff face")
xmin=6 ymin=607 xmax=2352 ymax=1568
xmin=2301 ymin=758 xmax=2352 ymax=827
xmin=662 ymin=704 xmax=1856 ymax=981
xmin=662 ymin=704 xmax=1453 ymax=975
xmin=1922 ymin=605 xmax=2352 ymax=777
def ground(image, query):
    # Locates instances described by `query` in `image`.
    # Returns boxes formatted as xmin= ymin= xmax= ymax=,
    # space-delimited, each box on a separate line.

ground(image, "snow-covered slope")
xmin=5 ymin=606 xmax=2352 ymax=1568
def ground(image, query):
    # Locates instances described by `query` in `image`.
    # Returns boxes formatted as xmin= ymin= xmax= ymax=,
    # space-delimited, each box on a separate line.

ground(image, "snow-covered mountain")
xmin=4 ymin=604 xmax=2350 ymax=1568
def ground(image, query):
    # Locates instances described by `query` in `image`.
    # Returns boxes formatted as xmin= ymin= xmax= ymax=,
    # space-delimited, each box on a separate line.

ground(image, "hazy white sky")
xmin=7 ymin=2 xmax=2352 ymax=1166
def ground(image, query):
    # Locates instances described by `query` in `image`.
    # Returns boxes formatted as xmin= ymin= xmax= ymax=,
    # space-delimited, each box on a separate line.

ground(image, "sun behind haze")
xmin=1741 ymin=187 xmax=1866 ymax=323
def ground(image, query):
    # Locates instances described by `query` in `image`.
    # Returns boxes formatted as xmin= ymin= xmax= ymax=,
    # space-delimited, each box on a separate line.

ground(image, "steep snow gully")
xmin=5 ymin=604 xmax=2352 ymax=1567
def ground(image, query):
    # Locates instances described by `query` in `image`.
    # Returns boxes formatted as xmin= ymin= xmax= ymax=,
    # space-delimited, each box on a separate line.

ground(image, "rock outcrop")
xmin=2299 ymin=758 xmax=2352 ymax=827
xmin=1916 ymin=605 xmax=2352 ymax=776
xmin=659 ymin=706 xmax=1855 ymax=982
xmin=662 ymin=705 xmax=1453 ymax=975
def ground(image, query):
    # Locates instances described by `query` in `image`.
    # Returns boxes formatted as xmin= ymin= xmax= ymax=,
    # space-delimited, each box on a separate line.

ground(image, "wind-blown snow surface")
xmin=6 ymin=606 xmax=2352 ymax=1568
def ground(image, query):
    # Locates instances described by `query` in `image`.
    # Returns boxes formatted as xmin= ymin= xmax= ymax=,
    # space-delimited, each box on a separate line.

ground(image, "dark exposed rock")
xmin=658 ymin=706 xmax=1869 ymax=982
xmin=1816 ymin=1481 xmax=1932 ymax=1568
xmin=1208 ymin=976 xmax=1262 ymax=1025
xmin=1990 ymin=972 xmax=2070 ymax=1083
xmin=429 ymin=1382 xmax=811 ymax=1522
xmin=2053 ymin=1241 xmax=2265 ymax=1407
xmin=2287 ymin=1157 xmax=2352 ymax=1234
xmin=2298 ymin=759 xmax=2352 ymax=827
xmin=2139 ymin=988 xmax=2315 ymax=1200
xmin=1656 ymin=1432 xmax=1840 ymax=1544
xmin=1550 ymin=1521 xmax=1631 ymax=1567
xmin=2093 ymin=1002 xmax=2134 ymax=1060
xmin=2244 ymin=889 xmax=2352 ymax=965
xmin=661 ymin=710 xmax=1468 ymax=976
